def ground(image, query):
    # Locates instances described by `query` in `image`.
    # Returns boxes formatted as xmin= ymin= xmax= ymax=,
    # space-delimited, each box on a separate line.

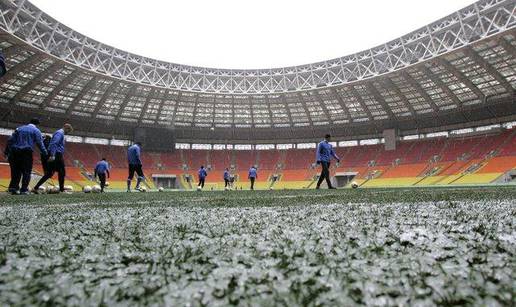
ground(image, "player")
xmin=3 ymin=131 xmax=15 ymax=191
xmin=315 ymin=134 xmax=340 ymax=189
xmin=198 ymin=165 xmax=207 ymax=189
xmin=8 ymin=118 xmax=47 ymax=195
xmin=223 ymin=168 xmax=230 ymax=188
xmin=94 ymin=158 xmax=110 ymax=193
xmin=33 ymin=124 xmax=74 ymax=193
xmin=127 ymin=142 xmax=144 ymax=192
xmin=248 ymin=165 xmax=257 ymax=190
xmin=229 ymin=174 xmax=235 ymax=189
xmin=40 ymin=134 xmax=52 ymax=177
xmin=0 ymin=50 xmax=6 ymax=78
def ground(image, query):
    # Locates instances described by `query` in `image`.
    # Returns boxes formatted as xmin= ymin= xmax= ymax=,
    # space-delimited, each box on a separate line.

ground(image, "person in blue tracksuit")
xmin=223 ymin=168 xmax=230 ymax=188
xmin=94 ymin=158 xmax=110 ymax=192
xmin=40 ymin=134 xmax=52 ymax=177
xmin=3 ymin=132 xmax=15 ymax=158
xmin=198 ymin=165 xmax=207 ymax=188
xmin=3 ymin=131 xmax=16 ymax=188
xmin=127 ymin=142 xmax=144 ymax=192
xmin=8 ymin=118 xmax=47 ymax=194
xmin=0 ymin=51 xmax=6 ymax=78
xmin=34 ymin=123 xmax=74 ymax=193
xmin=248 ymin=166 xmax=257 ymax=190
xmin=315 ymin=134 xmax=340 ymax=189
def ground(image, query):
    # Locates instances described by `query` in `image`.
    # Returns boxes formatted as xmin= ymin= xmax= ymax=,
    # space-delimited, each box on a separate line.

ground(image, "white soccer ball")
xmin=269 ymin=187 xmax=273 ymax=190
xmin=224 ymin=187 xmax=229 ymax=191
xmin=83 ymin=185 xmax=92 ymax=193
xmin=139 ymin=186 xmax=147 ymax=192
xmin=92 ymin=185 xmax=101 ymax=193
xmin=196 ymin=186 xmax=202 ymax=191
xmin=48 ymin=186 xmax=60 ymax=194
xmin=38 ymin=186 xmax=47 ymax=194
xmin=158 ymin=187 xmax=164 ymax=192
xmin=104 ymin=181 xmax=110 ymax=187
xmin=351 ymin=181 xmax=359 ymax=189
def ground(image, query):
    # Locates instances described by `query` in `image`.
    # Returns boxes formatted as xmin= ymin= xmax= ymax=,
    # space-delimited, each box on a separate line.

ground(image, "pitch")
xmin=0 ymin=187 xmax=514 ymax=305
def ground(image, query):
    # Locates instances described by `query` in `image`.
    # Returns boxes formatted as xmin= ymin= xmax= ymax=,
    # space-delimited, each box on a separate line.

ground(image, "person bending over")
xmin=94 ymin=158 xmax=110 ymax=192
xmin=34 ymin=124 xmax=73 ymax=193
xmin=127 ymin=142 xmax=145 ymax=192
xmin=8 ymin=118 xmax=47 ymax=195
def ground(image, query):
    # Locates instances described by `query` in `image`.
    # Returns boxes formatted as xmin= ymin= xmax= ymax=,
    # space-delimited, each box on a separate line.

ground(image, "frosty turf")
xmin=0 ymin=187 xmax=514 ymax=305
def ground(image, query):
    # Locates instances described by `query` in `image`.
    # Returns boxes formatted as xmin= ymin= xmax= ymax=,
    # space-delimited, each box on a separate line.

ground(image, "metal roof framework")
xmin=0 ymin=0 xmax=515 ymax=143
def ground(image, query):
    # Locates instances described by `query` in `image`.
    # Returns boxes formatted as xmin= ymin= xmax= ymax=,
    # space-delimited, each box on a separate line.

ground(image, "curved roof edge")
xmin=1 ymin=0 xmax=515 ymax=94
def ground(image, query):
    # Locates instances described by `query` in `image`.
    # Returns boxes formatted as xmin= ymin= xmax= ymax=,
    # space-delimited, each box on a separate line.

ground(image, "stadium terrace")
xmin=0 ymin=0 xmax=515 ymax=305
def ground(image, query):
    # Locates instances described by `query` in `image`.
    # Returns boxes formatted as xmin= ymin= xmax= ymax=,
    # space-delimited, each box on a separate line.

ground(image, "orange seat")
xmin=381 ymin=163 xmax=428 ymax=178
xmin=478 ymin=156 xmax=516 ymax=173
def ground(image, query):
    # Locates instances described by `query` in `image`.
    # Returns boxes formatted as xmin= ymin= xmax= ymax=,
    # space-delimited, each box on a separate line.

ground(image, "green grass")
xmin=1 ymin=185 xmax=514 ymax=208
xmin=0 ymin=187 xmax=514 ymax=305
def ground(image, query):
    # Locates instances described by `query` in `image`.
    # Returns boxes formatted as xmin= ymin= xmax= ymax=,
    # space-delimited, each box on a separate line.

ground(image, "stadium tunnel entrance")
xmin=334 ymin=172 xmax=358 ymax=188
xmin=495 ymin=170 xmax=516 ymax=184
xmin=152 ymin=174 xmax=177 ymax=189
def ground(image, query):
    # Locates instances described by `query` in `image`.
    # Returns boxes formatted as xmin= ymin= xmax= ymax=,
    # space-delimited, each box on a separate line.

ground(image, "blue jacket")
xmin=316 ymin=141 xmax=339 ymax=163
xmin=198 ymin=168 xmax=207 ymax=179
xmin=48 ymin=129 xmax=66 ymax=156
xmin=248 ymin=167 xmax=257 ymax=179
xmin=94 ymin=160 xmax=110 ymax=176
xmin=11 ymin=124 xmax=47 ymax=155
xmin=127 ymin=144 xmax=142 ymax=165
xmin=223 ymin=170 xmax=230 ymax=180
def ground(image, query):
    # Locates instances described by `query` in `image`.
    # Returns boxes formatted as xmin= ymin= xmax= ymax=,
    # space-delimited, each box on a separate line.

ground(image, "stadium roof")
xmin=0 ymin=0 xmax=515 ymax=143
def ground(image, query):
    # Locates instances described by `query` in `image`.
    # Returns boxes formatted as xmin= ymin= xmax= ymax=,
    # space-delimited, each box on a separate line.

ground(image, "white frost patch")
xmin=0 ymin=199 xmax=514 ymax=305
xmin=498 ymin=232 xmax=516 ymax=245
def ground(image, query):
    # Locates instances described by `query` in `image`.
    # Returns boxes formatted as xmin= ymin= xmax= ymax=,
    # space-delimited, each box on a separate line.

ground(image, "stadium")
xmin=0 ymin=0 xmax=515 ymax=305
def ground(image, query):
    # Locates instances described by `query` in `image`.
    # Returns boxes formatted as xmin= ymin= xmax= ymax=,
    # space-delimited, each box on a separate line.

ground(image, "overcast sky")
xmin=31 ymin=0 xmax=476 ymax=69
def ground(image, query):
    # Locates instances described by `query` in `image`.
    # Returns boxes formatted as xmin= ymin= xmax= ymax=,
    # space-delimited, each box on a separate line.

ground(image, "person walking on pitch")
xmin=248 ymin=165 xmax=257 ymax=190
xmin=315 ymin=134 xmax=340 ymax=189
xmin=223 ymin=168 xmax=230 ymax=188
xmin=94 ymin=158 xmax=110 ymax=193
xmin=127 ymin=142 xmax=145 ymax=192
xmin=198 ymin=165 xmax=207 ymax=189
xmin=34 ymin=124 xmax=74 ymax=193
xmin=6 ymin=118 xmax=47 ymax=194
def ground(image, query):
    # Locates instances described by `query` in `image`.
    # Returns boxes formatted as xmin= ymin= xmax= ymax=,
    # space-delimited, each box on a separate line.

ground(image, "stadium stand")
xmin=0 ymin=0 xmax=515 ymax=191
xmin=1 ymin=127 xmax=515 ymax=190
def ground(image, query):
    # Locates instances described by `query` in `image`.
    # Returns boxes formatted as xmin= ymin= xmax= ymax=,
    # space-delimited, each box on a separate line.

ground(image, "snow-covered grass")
xmin=0 ymin=187 xmax=514 ymax=305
